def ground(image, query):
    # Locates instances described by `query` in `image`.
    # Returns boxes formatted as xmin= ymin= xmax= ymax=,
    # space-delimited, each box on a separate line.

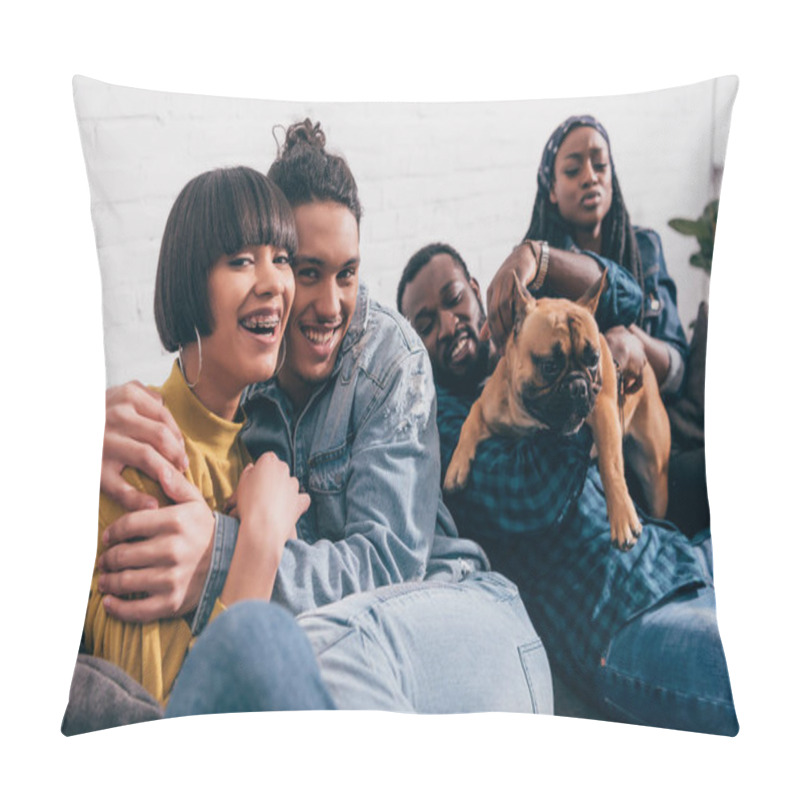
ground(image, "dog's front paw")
xmin=608 ymin=498 xmax=643 ymax=552
xmin=443 ymin=452 xmax=472 ymax=493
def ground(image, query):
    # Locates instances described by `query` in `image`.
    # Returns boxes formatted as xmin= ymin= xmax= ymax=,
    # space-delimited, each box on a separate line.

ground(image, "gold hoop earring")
xmin=275 ymin=337 xmax=286 ymax=376
xmin=178 ymin=326 xmax=202 ymax=388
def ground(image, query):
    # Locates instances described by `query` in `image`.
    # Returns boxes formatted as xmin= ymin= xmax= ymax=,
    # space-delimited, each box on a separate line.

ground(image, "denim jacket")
xmin=191 ymin=284 xmax=489 ymax=632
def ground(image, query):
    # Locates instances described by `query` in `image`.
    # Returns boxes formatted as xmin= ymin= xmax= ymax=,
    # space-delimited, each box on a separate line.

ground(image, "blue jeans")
xmin=165 ymin=601 xmax=336 ymax=717
xmin=594 ymin=538 xmax=738 ymax=736
xmin=296 ymin=571 xmax=552 ymax=713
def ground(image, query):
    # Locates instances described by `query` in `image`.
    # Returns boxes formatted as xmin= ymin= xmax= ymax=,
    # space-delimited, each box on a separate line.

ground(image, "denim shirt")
xmin=191 ymin=284 xmax=488 ymax=632
xmin=562 ymin=228 xmax=689 ymax=397
xmin=560 ymin=248 xmax=643 ymax=333
xmin=631 ymin=228 xmax=689 ymax=359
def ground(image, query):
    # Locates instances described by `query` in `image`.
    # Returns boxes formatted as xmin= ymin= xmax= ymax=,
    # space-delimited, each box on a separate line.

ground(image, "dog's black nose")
xmin=568 ymin=379 xmax=588 ymax=399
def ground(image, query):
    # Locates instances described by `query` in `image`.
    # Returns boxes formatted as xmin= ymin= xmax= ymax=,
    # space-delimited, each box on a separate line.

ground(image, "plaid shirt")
xmin=437 ymin=385 xmax=711 ymax=682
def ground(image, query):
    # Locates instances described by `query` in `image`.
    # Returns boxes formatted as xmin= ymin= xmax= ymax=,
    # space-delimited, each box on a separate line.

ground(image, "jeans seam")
xmin=348 ymin=581 xmax=463 ymax=626
xmin=308 ymin=624 xmax=360 ymax=659
xmin=469 ymin=571 xmax=519 ymax=605
xmin=600 ymin=661 xmax=735 ymax=711
xmin=307 ymin=579 xmax=523 ymax=656
xmin=518 ymin=640 xmax=549 ymax=714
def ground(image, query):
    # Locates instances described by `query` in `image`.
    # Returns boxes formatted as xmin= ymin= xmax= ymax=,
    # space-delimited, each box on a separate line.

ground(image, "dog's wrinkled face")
xmin=507 ymin=288 xmax=603 ymax=436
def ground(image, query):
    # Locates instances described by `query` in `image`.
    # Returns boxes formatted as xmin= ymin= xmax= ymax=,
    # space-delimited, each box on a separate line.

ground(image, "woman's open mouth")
xmin=580 ymin=191 xmax=602 ymax=209
xmin=240 ymin=310 xmax=281 ymax=342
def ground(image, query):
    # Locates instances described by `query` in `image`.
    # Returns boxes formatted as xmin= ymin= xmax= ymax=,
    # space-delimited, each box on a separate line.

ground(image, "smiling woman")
xmin=184 ymin=244 xmax=294 ymax=421
xmin=77 ymin=166 xmax=334 ymax=722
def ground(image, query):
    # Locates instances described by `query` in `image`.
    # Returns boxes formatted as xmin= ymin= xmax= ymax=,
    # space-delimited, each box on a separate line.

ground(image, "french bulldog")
xmin=443 ymin=271 xmax=670 ymax=550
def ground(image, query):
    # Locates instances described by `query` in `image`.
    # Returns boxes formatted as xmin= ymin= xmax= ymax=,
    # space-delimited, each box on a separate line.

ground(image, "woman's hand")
xmin=481 ymin=242 xmax=539 ymax=350
xmin=604 ymin=326 xmax=648 ymax=395
xmin=628 ymin=324 xmax=674 ymax=389
xmin=102 ymin=381 xmax=189 ymax=510
xmin=220 ymin=453 xmax=311 ymax=605
xmin=482 ymin=243 xmax=607 ymax=350
xmin=235 ymin=453 xmax=309 ymax=537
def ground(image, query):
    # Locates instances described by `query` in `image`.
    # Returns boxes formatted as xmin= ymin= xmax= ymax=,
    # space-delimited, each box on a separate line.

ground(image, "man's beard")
xmin=435 ymin=334 xmax=491 ymax=396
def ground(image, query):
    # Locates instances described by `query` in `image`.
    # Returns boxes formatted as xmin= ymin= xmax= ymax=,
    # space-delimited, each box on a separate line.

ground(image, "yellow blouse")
xmin=84 ymin=361 xmax=251 ymax=705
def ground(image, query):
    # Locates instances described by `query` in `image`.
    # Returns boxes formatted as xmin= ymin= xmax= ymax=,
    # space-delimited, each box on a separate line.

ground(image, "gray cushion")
xmin=61 ymin=655 xmax=163 ymax=736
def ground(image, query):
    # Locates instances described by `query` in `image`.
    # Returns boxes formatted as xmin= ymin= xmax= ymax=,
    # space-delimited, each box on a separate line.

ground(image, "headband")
xmin=536 ymin=115 xmax=614 ymax=196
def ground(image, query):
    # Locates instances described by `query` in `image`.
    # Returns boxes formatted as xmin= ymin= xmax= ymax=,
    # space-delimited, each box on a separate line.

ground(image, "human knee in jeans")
xmin=167 ymin=601 xmax=335 ymax=717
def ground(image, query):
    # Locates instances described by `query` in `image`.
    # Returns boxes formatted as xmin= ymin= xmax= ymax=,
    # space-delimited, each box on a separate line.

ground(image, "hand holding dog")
xmin=604 ymin=326 xmax=647 ymax=395
xmin=481 ymin=242 xmax=538 ymax=349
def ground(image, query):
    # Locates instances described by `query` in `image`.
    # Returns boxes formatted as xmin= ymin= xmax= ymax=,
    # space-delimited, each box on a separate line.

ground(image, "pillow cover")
xmin=68 ymin=74 xmax=738 ymax=735
xmin=62 ymin=655 xmax=164 ymax=736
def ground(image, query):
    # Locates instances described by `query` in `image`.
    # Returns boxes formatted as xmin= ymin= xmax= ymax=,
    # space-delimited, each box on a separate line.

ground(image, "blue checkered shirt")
xmin=437 ymin=385 xmax=711 ymax=682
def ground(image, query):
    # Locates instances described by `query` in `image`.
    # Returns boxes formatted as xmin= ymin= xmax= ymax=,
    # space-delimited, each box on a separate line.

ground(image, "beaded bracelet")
xmin=525 ymin=239 xmax=550 ymax=292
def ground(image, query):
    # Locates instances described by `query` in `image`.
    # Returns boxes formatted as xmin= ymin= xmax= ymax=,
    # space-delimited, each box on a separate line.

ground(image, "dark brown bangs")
xmin=201 ymin=168 xmax=297 ymax=264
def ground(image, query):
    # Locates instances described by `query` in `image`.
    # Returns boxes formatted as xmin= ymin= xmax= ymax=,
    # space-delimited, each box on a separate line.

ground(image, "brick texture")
xmin=73 ymin=76 xmax=737 ymax=387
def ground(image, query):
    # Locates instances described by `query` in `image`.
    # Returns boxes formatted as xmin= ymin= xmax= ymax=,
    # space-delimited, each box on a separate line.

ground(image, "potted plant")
xmin=668 ymin=199 xmax=718 ymax=274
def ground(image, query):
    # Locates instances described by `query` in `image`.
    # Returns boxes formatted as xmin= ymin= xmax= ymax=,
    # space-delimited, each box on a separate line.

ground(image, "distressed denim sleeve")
xmin=270 ymin=348 xmax=439 ymax=616
xmin=188 ymin=511 xmax=237 ymax=636
xmin=436 ymin=386 xmax=592 ymax=543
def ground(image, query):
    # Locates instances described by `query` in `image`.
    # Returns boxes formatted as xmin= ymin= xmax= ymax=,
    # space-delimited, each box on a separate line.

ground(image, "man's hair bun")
xmin=283 ymin=119 xmax=326 ymax=154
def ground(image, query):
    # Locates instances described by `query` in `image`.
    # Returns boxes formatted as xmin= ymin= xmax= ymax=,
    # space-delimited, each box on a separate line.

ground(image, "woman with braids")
xmin=484 ymin=115 xmax=706 ymax=532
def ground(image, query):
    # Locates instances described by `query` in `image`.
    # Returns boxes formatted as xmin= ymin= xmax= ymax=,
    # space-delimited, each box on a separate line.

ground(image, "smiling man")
xmin=397 ymin=240 xmax=739 ymax=736
xmin=276 ymin=201 xmax=360 ymax=406
xmin=397 ymin=243 xmax=493 ymax=394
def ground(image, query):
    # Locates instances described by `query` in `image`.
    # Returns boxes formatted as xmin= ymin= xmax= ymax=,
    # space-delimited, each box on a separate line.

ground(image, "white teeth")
xmin=448 ymin=332 xmax=469 ymax=361
xmin=244 ymin=314 xmax=279 ymax=325
xmin=303 ymin=328 xmax=336 ymax=344
xmin=241 ymin=313 xmax=280 ymax=333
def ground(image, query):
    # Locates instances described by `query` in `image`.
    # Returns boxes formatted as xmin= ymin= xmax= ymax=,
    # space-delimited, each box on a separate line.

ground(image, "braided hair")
xmin=267 ymin=119 xmax=362 ymax=224
xmin=526 ymin=115 xmax=644 ymax=321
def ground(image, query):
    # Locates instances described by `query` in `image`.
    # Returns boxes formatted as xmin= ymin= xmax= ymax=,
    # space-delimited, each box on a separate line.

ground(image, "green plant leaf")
xmin=669 ymin=198 xmax=719 ymax=274
xmin=702 ymin=199 xmax=719 ymax=220
xmin=668 ymin=218 xmax=704 ymax=236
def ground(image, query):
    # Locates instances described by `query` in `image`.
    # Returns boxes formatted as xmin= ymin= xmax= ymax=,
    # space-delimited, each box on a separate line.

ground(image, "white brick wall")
xmin=73 ymin=76 xmax=737 ymax=387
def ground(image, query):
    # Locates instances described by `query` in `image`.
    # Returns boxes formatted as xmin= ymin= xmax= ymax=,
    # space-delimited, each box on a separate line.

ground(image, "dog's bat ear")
xmin=511 ymin=273 xmax=534 ymax=338
xmin=576 ymin=268 xmax=608 ymax=316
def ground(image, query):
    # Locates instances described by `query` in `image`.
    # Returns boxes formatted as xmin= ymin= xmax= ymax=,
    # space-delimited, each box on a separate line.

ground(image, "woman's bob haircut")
xmin=155 ymin=166 xmax=297 ymax=352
